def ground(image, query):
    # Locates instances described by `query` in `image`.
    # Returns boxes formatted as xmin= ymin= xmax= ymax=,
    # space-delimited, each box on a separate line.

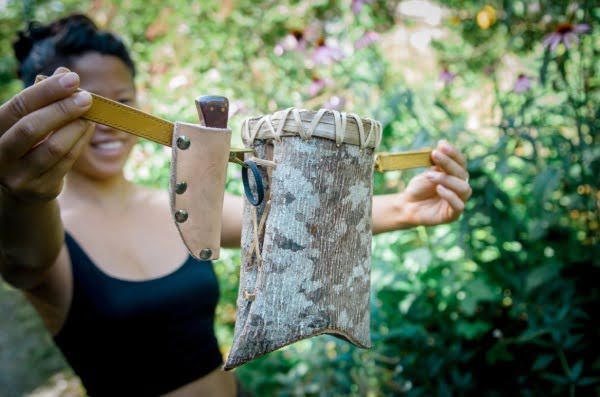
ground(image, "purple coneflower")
xmin=355 ymin=31 xmax=380 ymax=49
xmin=312 ymin=37 xmax=344 ymax=65
xmin=308 ymin=76 xmax=332 ymax=97
xmin=325 ymin=95 xmax=346 ymax=111
xmin=543 ymin=22 xmax=590 ymax=52
xmin=352 ymin=0 xmax=375 ymax=15
xmin=513 ymin=74 xmax=531 ymax=94
xmin=229 ymin=100 xmax=248 ymax=116
xmin=274 ymin=29 xmax=307 ymax=56
xmin=439 ymin=68 xmax=456 ymax=84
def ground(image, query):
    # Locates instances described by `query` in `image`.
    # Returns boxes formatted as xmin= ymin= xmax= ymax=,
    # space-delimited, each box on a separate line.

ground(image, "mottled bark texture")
xmin=224 ymin=135 xmax=375 ymax=370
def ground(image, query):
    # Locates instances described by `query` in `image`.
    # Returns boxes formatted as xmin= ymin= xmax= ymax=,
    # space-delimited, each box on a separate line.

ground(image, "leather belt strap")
xmin=375 ymin=149 xmax=433 ymax=172
xmin=80 ymin=91 xmax=174 ymax=146
xmin=36 ymin=74 xmax=174 ymax=146
xmin=35 ymin=75 xmax=432 ymax=170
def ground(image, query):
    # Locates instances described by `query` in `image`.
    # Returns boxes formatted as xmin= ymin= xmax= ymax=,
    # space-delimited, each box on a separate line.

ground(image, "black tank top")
xmin=55 ymin=232 xmax=223 ymax=396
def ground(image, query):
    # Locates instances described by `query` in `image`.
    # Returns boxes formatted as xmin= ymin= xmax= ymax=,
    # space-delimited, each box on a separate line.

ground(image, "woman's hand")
xmin=399 ymin=140 xmax=471 ymax=226
xmin=0 ymin=67 xmax=94 ymax=202
xmin=373 ymin=140 xmax=471 ymax=234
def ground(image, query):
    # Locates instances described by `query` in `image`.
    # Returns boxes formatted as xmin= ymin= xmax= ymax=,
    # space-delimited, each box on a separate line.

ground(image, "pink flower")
xmin=325 ymin=96 xmax=346 ymax=111
xmin=308 ymin=76 xmax=332 ymax=97
xmin=439 ymin=68 xmax=456 ymax=84
xmin=274 ymin=29 xmax=307 ymax=56
xmin=229 ymin=100 xmax=248 ymax=116
xmin=543 ymin=23 xmax=590 ymax=52
xmin=352 ymin=0 xmax=375 ymax=15
xmin=355 ymin=31 xmax=380 ymax=49
xmin=312 ymin=37 xmax=344 ymax=65
xmin=513 ymin=74 xmax=532 ymax=93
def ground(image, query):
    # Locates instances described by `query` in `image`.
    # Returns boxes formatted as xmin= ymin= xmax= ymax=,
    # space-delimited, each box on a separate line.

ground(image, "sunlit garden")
xmin=0 ymin=0 xmax=598 ymax=396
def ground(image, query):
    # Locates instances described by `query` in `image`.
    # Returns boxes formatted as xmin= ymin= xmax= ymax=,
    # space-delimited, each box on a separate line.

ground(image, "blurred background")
xmin=0 ymin=0 xmax=598 ymax=396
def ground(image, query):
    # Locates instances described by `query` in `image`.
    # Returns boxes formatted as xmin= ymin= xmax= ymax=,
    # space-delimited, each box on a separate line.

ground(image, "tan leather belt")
xmin=81 ymin=90 xmax=175 ymax=146
xmin=36 ymin=75 xmax=173 ymax=146
xmin=375 ymin=149 xmax=433 ymax=172
xmin=35 ymin=75 xmax=432 ymax=171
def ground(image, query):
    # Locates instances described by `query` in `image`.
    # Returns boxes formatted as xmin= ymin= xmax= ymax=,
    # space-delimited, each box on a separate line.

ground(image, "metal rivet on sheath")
xmin=175 ymin=209 xmax=188 ymax=223
xmin=176 ymin=136 xmax=190 ymax=150
xmin=199 ymin=248 xmax=212 ymax=260
xmin=175 ymin=182 xmax=187 ymax=194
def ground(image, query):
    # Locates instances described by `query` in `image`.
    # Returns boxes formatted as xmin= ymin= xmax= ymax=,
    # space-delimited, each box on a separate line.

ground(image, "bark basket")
xmin=224 ymin=109 xmax=382 ymax=370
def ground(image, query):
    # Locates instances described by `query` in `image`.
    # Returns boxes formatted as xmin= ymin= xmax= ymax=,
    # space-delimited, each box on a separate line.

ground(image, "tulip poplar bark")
xmin=224 ymin=135 xmax=374 ymax=370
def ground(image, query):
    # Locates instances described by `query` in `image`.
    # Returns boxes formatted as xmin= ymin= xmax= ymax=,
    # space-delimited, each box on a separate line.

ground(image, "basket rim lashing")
xmin=242 ymin=108 xmax=382 ymax=150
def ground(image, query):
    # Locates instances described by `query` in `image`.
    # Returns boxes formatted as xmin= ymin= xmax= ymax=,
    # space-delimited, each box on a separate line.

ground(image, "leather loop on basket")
xmin=241 ymin=160 xmax=265 ymax=206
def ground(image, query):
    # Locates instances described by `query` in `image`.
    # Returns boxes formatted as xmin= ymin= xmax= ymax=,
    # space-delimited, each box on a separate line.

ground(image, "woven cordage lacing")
xmin=242 ymin=108 xmax=382 ymax=149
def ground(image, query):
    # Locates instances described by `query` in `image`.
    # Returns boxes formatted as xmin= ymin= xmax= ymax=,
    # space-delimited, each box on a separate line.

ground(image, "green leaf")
xmin=525 ymin=262 xmax=561 ymax=293
xmin=541 ymin=372 xmax=570 ymax=385
xmin=540 ymin=48 xmax=551 ymax=87
xmin=532 ymin=355 xmax=554 ymax=371
xmin=460 ymin=278 xmax=497 ymax=316
xmin=577 ymin=377 xmax=600 ymax=386
xmin=528 ymin=219 xmax=550 ymax=240
xmin=564 ymin=334 xmax=584 ymax=350
xmin=531 ymin=168 xmax=560 ymax=205
xmin=486 ymin=342 xmax=514 ymax=363
xmin=570 ymin=360 xmax=583 ymax=381
xmin=456 ymin=320 xmax=491 ymax=340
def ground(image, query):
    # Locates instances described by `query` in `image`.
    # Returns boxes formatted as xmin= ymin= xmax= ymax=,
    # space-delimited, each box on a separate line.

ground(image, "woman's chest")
xmin=62 ymin=200 xmax=190 ymax=281
xmin=70 ymin=249 xmax=220 ymax=322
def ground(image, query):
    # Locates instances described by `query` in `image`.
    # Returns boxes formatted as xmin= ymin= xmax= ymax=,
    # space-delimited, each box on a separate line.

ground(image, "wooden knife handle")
xmin=195 ymin=96 xmax=229 ymax=128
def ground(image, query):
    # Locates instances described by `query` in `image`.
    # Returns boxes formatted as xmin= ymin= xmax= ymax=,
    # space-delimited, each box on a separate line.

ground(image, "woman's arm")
xmin=0 ymin=195 xmax=65 ymax=289
xmin=220 ymin=192 xmax=244 ymax=248
xmin=0 ymin=68 xmax=93 ymax=289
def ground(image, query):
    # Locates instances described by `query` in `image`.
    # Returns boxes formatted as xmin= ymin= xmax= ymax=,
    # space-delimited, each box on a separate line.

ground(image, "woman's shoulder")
xmin=128 ymin=185 xmax=174 ymax=223
xmin=135 ymin=184 xmax=169 ymax=207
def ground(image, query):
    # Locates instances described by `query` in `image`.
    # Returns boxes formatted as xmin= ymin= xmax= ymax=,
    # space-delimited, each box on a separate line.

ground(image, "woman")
xmin=0 ymin=14 xmax=471 ymax=397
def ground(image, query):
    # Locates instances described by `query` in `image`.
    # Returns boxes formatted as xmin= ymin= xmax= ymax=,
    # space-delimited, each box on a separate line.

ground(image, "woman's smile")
xmin=90 ymin=138 xmax=128 ymax=158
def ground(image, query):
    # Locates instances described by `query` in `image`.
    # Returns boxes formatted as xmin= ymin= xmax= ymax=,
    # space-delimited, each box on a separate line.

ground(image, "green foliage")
xmin=0 ymin=0 xmax=598 ymax=396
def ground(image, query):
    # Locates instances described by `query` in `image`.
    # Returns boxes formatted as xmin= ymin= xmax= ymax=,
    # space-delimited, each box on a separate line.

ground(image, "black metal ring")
xmin=242 ymin=160 xmax=264 ymax=206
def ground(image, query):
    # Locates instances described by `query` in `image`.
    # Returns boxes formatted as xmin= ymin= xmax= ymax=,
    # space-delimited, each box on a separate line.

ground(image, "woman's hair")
xmin=13 ymin=13 xmax=136 ymax=87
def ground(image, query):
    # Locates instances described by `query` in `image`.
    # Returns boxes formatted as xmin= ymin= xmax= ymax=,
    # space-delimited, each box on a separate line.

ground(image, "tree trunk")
xmin=224 ymin=129 xmax=376 ymax=370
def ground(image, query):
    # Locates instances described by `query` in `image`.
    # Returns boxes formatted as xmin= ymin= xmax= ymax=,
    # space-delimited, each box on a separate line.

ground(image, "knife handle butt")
xmin=195 ymin=96 xmax=229 ymax=129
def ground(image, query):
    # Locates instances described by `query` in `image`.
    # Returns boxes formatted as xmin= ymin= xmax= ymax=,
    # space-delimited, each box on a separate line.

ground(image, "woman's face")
xmin=70 ymin=53 xmax=138 ymax=180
